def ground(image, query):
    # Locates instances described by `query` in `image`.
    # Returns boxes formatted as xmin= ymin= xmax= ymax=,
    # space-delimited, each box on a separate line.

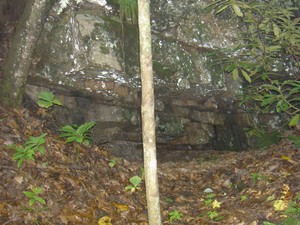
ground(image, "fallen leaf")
xmin=112 ymin=202 xmax=129 ymax=212
xmin=14 ymin=175 xmax=24 ymax=184
xmin=98 ymin=216 xmax=113 ymax=225
xmin=281 ymin=155 xmax=290 ymax=161
xmin=212 ymin=199 xmax=221 ymax=209
xmin=273 ymin=200 xmax=287 ymax=211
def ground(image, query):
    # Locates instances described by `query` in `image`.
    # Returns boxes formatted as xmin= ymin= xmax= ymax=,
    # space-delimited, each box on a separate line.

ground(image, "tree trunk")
xmin=138 ymin=0 xmax=162 ymax=224
xmin=0 ymin=0 xmax=53 ymax=108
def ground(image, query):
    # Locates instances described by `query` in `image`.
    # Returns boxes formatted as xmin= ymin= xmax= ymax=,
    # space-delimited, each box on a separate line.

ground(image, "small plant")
xmin=207 ymin=211 xmax=219 ymax=220
xmin=262 ymin=222 xmax=275 ymax=225
xmin=207 ymin=210 xmax=224 ymax=221
xmin=203 ymin=192 xmax=223 ymax=221
xmin=140 ymin=167 xmax=145 ymax=179
xmin=38 ymin=91 xmax=62 ymax=109
xmin=108 ymin=159 xmax=117 ymax=167
xmin=117 ymin=0 xmax=138 ymax=24
xmin=206 ymin=0 xmax=300 ymax=132
xmin=204 ymin=193 xmax=216 ymax=205
xmin=287 ymin=135 xmax=300 ymax=148
xmin=245 ymin=123 xmax=282 ymax=149
xmin=59 ymin=121 xmax=95 ymax=146
xmin=125 ymin=175 xmax=142 ymax=192
xmin=165 ymin=197 xmax=174 ymax=203
xmin=12 ymin=133 xmax=47 ymax=168
xmin=250 ymin=172 xmax=270 ymax=182
xmin=168 ymin=210 xmax=183 ymax=223
xmin=23 ymin=186 xmax=46 ymax=207
xmin=264 ymin=186 xmax=300 ymax=225
xmin=264 ymin=200 xmax=300 ymax=225
xmin=240 ymin=195 xmax=248 ymax=202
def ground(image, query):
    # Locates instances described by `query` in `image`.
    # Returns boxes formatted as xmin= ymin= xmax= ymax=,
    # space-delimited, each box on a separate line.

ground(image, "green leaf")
xmin=38 ymin=91 xmax=62 ymax=108
xmin=263 ymin=222 xmax=276 ymax=225
xmin=215 ymin=4 xmax=229 ymax=14
xmin=241 ymin=70 xmax=251 ymax=83
xmin=52 ymin=97 xmax=63 ymax=106
xmin=109 ymin=159 xmax=117 ymax=167
xmin=268 ymin=45 xmax=281 ymax=52
xmin=206 ymin=193 xmax=216 ymax=199
xmin=37 ymin=146 xmax=45 ymax=154
xmin=287 ymin=135 xmax=300 ymax=148
xmin=75 ymin=136 xmax=84 ymax=144
xmin=207 ymin=210 xmax=219 ymax=220
xmin=232 ymin=68 xmax=239 ymax=80
xmin=29 ymin=199 xmax=35 ymax=206
xmin=33 ymin=187 xmax=43 ymax=194
xmin=289 ymin=114 xmax=299 ymax=127
xmin=27 ymin=133 xmax=47 ymax=146
xmin=169 ymin=210 xmax=183 ymax=222
xmin=38 ymin=91 xmax=54 ymax=102
xmin=125 ymin=185 xmax=135 ymax=191
xmin=261 ymin=84 xmax=280 ymax=92
xmin=272 ymin=23 xmax=281 ymax=37
xmin=66 ymin=136 xmax=78 ymax=143
xmin=273 ymin=80 xmax=279 ymax=86
xmin=17 ymin=158 xmax=25 ymax=168
xmin=276 ymin=100 xmax=284 ymax=113
xmin=77 ymin=122 xmax=96 ymax=135
xmin=285 ymin=87 xmax=300 ymax=95
xmin=59 ymin=125 xmax=76 ymax=134
xmin=232 ymin=4 xmax=243 ymax=17
xmin=23 ymin=191 xmax=35 ymax=198
xmin=34 ymin=196 xmax=46 ymax=204
xmin=225 ymin=63 xmax=236 ymax=73
xmin=12 ymin=153 xmax=25 ymax=160
xmin=261 ymin=95 xmax=277 ymax=107
xmin=279 ymin=102 xmax=289 ymax=112
xmin=129 ymin=176 xmax=142 ymax=187
xmin=37 ymin=99 xmax=52 ymax=108
xmin=261 ymin=73 xmax=268 ymax=80
xmin=284 ymin=80 xmax=300 ymax=87
xmin=289 ymin=97 xmax=300 ymax=102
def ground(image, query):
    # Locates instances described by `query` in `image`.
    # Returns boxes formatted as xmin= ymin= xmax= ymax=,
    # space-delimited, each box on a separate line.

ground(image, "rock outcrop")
xmin=24 ymin=0 xmax=281 ymax=156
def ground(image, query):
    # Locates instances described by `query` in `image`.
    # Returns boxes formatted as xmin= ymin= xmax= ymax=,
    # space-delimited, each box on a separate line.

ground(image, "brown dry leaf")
xmin=7 ymin=119 xmax=19 ymax=130
xmin=60 ymin=214 xmax=83 ymax=224
xmin=112 ymin=202 xmax=129 ymax=212
xmin=13 ymin=175 xmax=24 ymax=184
xmin=37 ymin=108 xmax=47 ymax=118
xmin=0 ymin=90 xmax=299 ymax=225
xmin=0 ymin=202 xmax=6 ymax=211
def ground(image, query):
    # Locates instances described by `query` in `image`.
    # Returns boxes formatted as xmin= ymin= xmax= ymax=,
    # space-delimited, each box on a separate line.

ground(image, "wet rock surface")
xmin=23 ymin=0 xmax=253 ymax=152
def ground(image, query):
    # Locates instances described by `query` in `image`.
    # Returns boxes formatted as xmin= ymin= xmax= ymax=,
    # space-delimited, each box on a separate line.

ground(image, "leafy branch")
xmin=206 ymin=0 xmax=300 ymax=127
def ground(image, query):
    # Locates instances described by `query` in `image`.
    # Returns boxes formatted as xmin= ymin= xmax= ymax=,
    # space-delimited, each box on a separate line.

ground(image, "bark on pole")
xmin=0 ymin=0 xmax=53 ymax=108
xmin=138 ymin=0 xmax=162 ymax=224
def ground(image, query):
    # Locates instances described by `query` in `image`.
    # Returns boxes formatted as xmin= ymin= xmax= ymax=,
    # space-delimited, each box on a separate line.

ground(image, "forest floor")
xmin=0 ymin=22 xmax=300 ymax=225
xmin=0 ymin=99 xmax=299 ymax=225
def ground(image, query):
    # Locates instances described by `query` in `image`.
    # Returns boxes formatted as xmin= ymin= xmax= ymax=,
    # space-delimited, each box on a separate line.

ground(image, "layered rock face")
xmin=25 ymin=0 xmax=281 ymax=154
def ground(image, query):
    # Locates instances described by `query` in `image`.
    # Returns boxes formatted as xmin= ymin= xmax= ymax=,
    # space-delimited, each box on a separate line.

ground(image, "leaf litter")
xmin=0 ymin=103 xmax=299 ymax=225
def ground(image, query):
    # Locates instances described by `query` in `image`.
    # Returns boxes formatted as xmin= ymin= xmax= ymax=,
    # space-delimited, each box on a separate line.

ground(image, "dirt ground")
xmin=0 ymin=98 xmax=299 ymax=225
